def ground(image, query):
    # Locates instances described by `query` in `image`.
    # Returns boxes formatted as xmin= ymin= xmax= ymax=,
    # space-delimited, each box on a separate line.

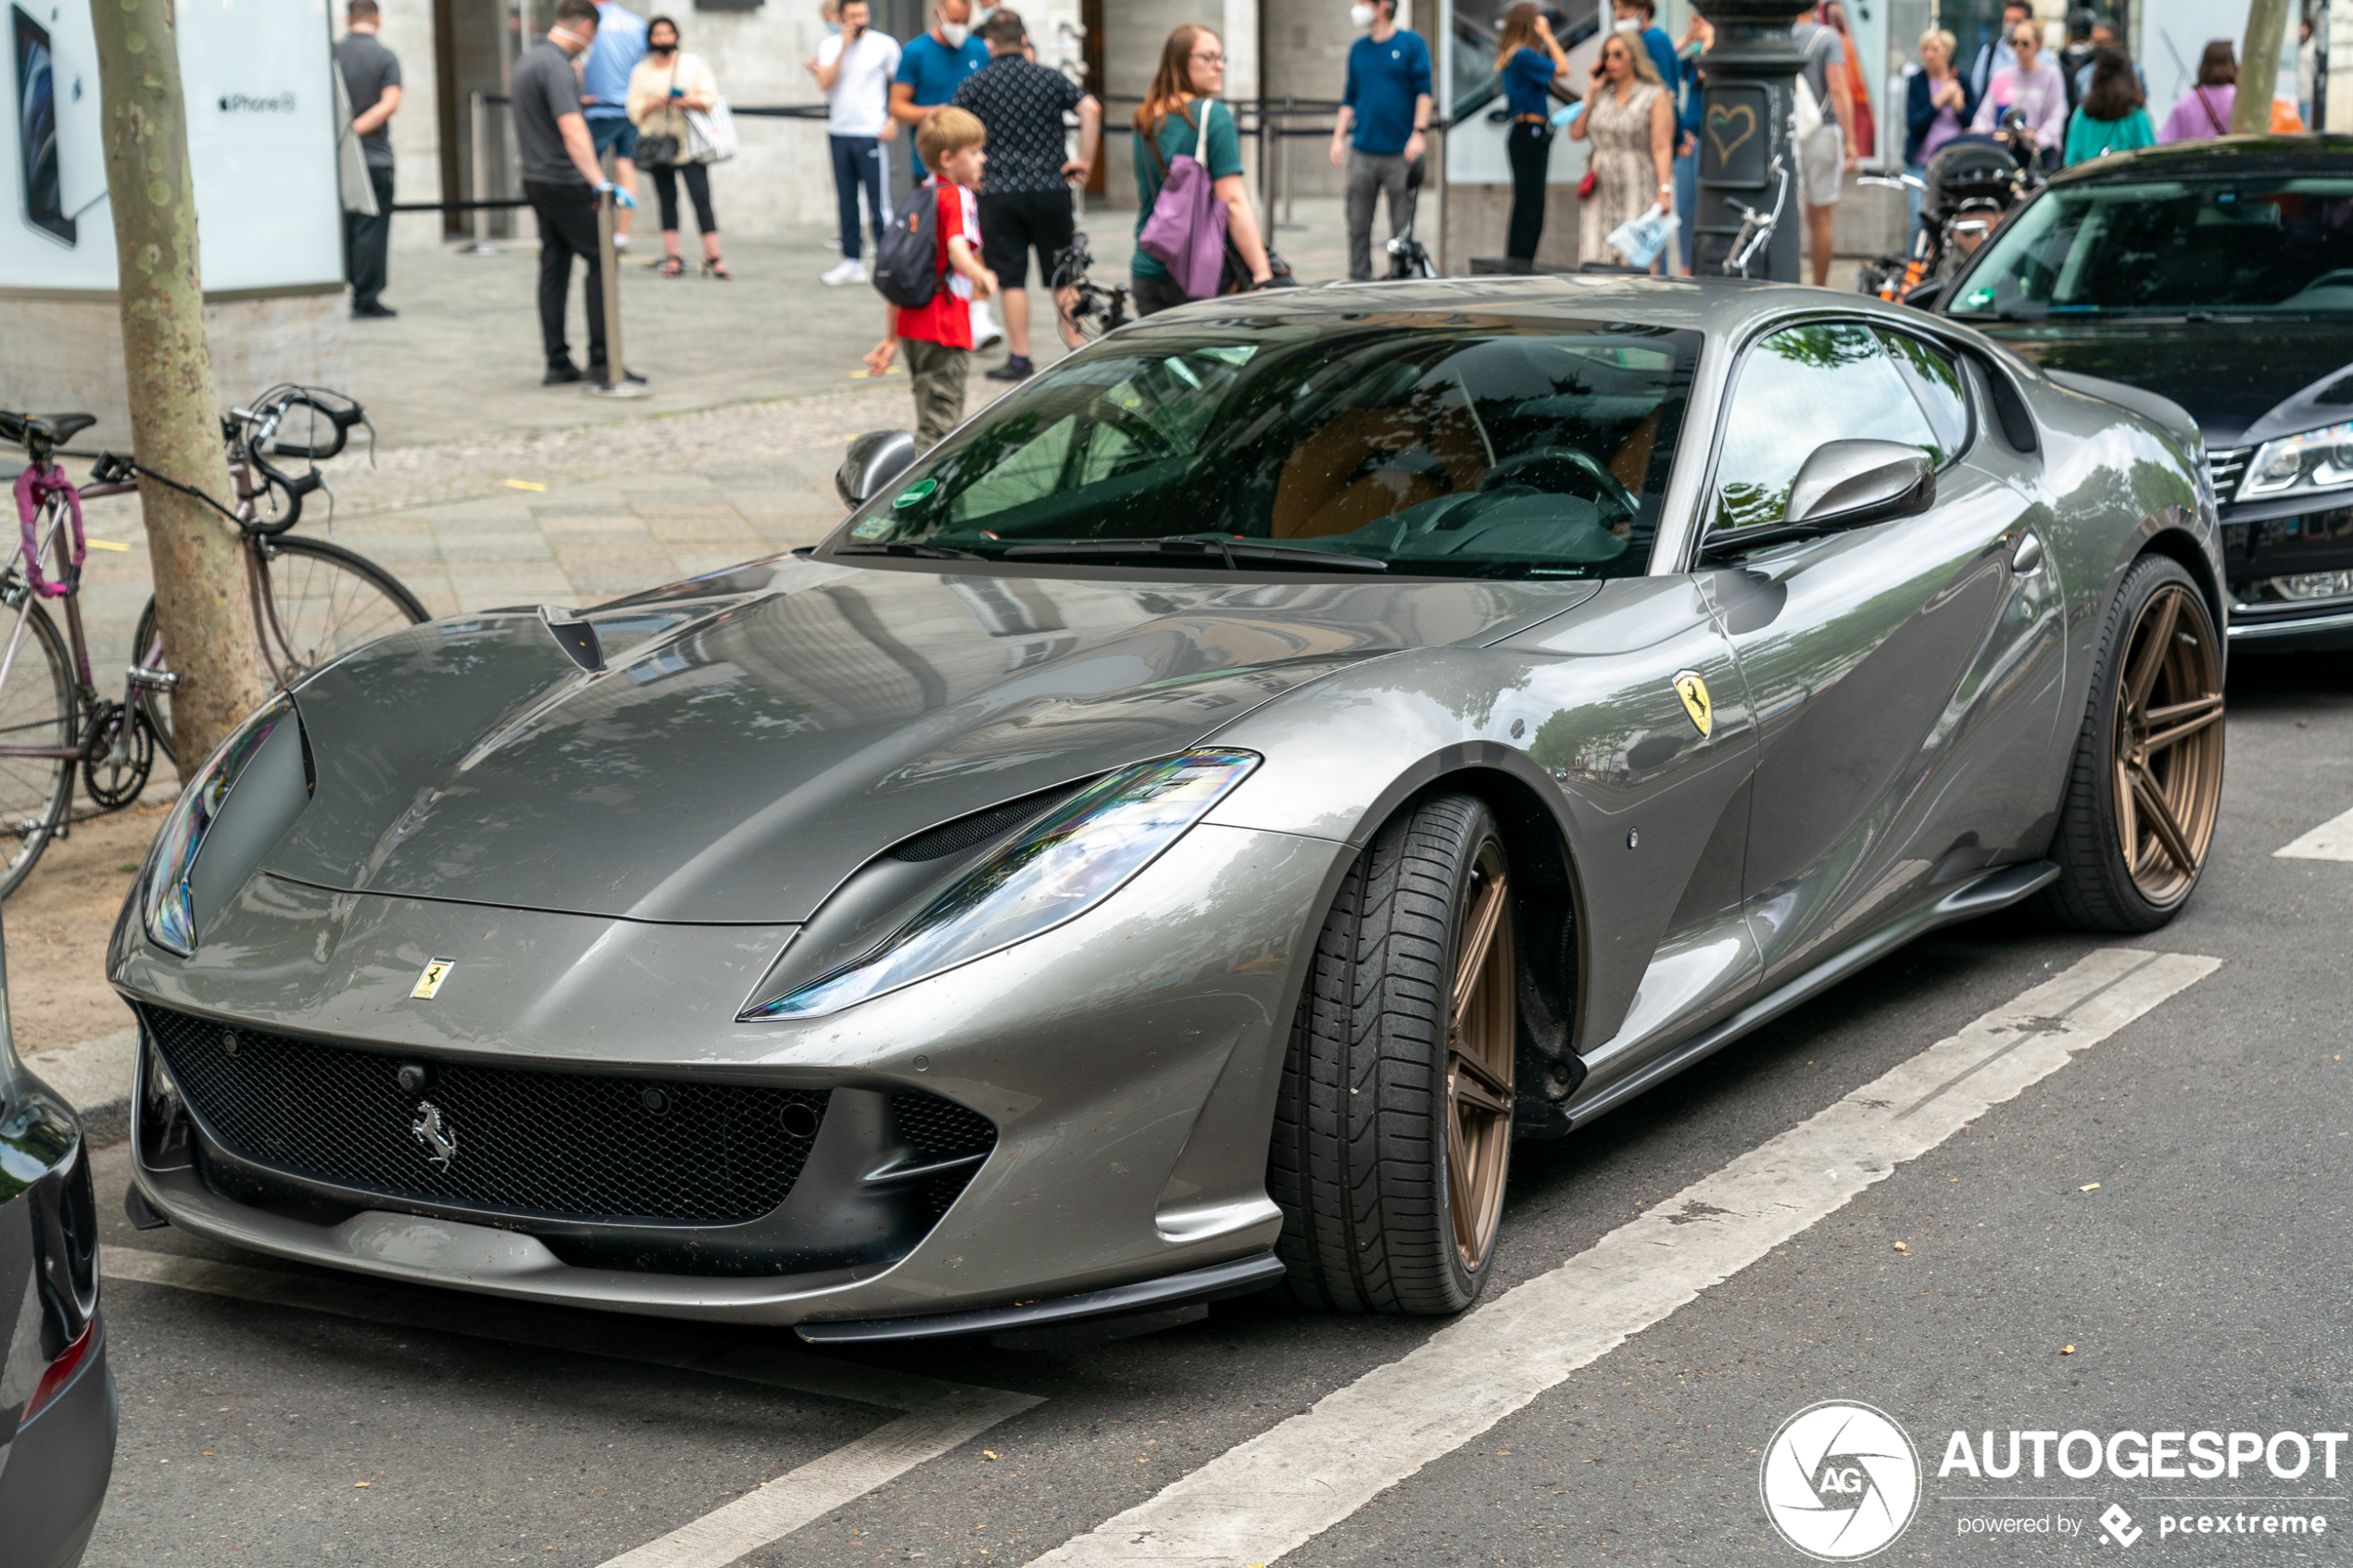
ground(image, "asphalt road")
xmin=77 ymin=650 xmax=2350 ymax=1568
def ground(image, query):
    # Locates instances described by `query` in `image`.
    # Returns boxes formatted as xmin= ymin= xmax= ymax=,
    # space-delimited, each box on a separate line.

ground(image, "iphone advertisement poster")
xmin=4 ymin=0 xmax=340 ymax=293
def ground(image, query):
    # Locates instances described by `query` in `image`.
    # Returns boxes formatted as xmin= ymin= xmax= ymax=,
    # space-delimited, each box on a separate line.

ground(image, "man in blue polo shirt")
xmin=582 ymin=0 xmax=648 ymax=251
xmin=891 ymin=0 xmax=996 ymax=345
xmin=1329 ymin=0 xmax=1431 ymax=282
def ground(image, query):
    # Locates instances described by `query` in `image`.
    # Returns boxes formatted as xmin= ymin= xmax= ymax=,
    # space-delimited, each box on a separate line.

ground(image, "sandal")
xmin=701 ymin=256 xmax=732 ymax=281
xmin=658 ymin=256 xmax=686 ymax=278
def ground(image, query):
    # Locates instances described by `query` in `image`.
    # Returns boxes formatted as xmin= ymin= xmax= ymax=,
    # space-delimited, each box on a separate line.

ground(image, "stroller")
xmin=1856 ymin=116 xmax=2043 ymax=305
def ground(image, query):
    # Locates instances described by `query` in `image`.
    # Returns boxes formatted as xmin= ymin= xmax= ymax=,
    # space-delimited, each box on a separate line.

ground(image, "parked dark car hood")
xmin=1972 ymin=318 xmax=2353 ymax=449
xmin=258 ymin=558 xmax=1592 ymax=924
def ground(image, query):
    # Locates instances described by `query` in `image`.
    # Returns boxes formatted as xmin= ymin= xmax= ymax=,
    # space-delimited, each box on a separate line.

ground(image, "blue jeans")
xmin=1673 ymin=147 xmax=1697 ymax=271
xmin=1906 ymin=161 xmax=1926 ymax=248
xmin=829 ymin=134 xmax=889 ymax=260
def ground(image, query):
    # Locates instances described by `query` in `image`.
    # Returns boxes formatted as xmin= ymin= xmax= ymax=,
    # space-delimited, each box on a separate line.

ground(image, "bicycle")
xmin=1051 ymin=232 xmax=1131 ymax=344
xmin=0 ymin=385 xmax=428 ymax=897
xmin=1723 ymin=155 xmax=1791 ymax=279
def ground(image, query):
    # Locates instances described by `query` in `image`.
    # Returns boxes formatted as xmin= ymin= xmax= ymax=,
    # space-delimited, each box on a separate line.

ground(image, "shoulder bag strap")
xmin=1197 ymin=96 xmax=1216 ymax=160
xmin=2196 ymin=86 xmax=2226 ymax=135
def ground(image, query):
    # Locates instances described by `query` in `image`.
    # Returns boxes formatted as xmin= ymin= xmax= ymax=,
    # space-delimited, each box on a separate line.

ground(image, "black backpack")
xmin=873 ymin=184 xmax=941 ymax=309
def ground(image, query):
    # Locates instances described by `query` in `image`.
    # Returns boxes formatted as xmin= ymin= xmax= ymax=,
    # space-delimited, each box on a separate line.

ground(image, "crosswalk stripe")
xmin=2273 ymin=805 xmax=2353 ymax=860
xmin=1022 ymin=947 xmax=2221 ymax=1568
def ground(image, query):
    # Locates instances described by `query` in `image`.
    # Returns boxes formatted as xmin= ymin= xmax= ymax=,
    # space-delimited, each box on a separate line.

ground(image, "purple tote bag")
xmin=1138 ymin=99 xmax=1229 ymax=300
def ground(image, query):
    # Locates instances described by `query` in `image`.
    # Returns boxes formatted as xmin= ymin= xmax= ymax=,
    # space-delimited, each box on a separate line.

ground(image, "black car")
xmin=0 ymin=927 xmax=114 ymax=1568
xmin=1936 ymin=134 xmax=2353 ymax=651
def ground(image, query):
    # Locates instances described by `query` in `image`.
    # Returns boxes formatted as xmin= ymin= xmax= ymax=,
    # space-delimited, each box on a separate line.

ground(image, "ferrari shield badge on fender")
xmin=410 ymin=958 xmax=456 ymax=1000
xmin=1671 ymin=671 xmax=1713 ymax=738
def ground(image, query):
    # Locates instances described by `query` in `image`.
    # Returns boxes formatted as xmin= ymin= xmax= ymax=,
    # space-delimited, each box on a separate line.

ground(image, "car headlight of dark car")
xmin=741 ymin=748 xmax=1259 ymax=1021
xmin=2241 ymin=419 xmax=2353 ymax=500
xmin=140 ymin=693 xmax=311 ymax=956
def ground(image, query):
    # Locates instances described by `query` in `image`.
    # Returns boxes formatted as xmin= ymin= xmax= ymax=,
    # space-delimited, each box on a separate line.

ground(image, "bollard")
xmin=461 ymin=91 xmax=502 ymax=256
xmin=587 ymin=185 xmax=648 ymax=397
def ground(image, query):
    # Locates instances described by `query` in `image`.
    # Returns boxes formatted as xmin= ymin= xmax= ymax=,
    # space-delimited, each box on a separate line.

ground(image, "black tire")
xmin=2035 ymin=554 xmax=2225 ymax=933
xmin=135 ymin=540 xmax=428 ymax=763
xmin=258 ymin=535 xmax=429 ymax=682
xmin=131 ymin=596 xmax=172 ymax=767
xmin=1271 ymin=792 xmax=1518 ymax=1316
xmin=0 ymin=600 xmax=79 ymax=900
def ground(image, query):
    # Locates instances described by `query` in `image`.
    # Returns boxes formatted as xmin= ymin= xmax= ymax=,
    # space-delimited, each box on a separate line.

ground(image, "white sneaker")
xmin=971 ymin=299 xmax=1003 ymax=351
xmin=822 ymin=257 xmax=867 ymax=286
xmin=613 ymin=232 xmax=630 ymax=252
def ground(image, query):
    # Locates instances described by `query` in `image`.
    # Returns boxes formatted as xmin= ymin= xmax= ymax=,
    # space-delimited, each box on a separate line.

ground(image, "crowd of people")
xmin=327 ymin=0 xmax=2326 ymax=404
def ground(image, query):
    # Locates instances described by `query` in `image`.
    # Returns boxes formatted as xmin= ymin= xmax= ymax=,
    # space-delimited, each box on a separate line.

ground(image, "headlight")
xmin=141 ymin=695 xmax=298 ymax=956
xmin=741 ymin=748 xmax=1259 ymax=1021
xmin=2241 ymin=420 xmax=2353 ymax=500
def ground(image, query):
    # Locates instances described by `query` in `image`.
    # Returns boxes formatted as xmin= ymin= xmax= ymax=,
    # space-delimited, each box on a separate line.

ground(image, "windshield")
xmin=1948 ymin=174 xmax=2353 ymax=320
xmin=824 ymin=317 xmax=1703 ymax=579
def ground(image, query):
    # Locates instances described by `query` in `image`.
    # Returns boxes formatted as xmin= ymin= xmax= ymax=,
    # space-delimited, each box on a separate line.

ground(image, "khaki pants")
xmin=904 ymin=336 xmax=970 ymax=448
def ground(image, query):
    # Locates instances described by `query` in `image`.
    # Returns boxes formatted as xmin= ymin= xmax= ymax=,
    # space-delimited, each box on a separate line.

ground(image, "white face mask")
xmin=1350 ymin=4 xmax=1376 ymax=28
xmin=939 ymin=19 xmax=968 ymax=44
xmin=973 ymin=6 xmax=995 ymax=26
xmin=1613 ymin=16 xmax=1642 ymax=32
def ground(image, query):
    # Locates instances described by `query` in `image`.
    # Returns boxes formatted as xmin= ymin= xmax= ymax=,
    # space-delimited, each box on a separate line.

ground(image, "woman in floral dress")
xmin=1569 ymin=31 xmax=1678 ymax=270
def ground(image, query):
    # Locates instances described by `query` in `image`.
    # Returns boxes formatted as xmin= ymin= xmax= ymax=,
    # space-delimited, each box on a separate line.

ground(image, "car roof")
xmin=2041 ymin=132 xmax=2353 ymax=187
xmin=1132 ymin=273 xmax=1921 ymax=338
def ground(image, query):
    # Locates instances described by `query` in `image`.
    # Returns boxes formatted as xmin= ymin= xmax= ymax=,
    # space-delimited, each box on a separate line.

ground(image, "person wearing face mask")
xmin=809 ymin=0 xmax=899 ymax=285
xmin=1327 ymin=0 xmax=1430 ymax=282
xmin=627 ymin=15 xmax=728 ymax=277
xmin=893 ymin=0 xmax=998 ymax=346
xmin=511 ymin=0 xmax=640 ymax=385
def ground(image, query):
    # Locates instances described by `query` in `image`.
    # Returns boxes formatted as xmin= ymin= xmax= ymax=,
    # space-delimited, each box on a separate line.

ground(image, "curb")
xmin=21 ymin=1027 xmax=136 ymax=1148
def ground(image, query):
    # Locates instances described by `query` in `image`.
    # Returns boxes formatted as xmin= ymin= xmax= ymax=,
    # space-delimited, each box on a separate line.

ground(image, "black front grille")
xmin=144 ymin=1006 xmax=827 ymax=1226
xmin=2208 ymin=445 xmax=2251 ymax=503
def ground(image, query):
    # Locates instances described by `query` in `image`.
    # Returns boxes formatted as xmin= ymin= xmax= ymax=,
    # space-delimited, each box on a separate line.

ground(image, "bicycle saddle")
xmin=0 ymin=411 xmax=98 ymax=446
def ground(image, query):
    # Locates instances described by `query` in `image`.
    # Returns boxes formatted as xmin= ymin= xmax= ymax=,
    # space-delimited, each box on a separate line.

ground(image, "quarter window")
xmin=1712 ymin=322 xmax=1949 ymax=533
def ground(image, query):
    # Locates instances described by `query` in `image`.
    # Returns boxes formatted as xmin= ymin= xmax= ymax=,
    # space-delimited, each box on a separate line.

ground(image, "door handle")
xmin=2009 ymin=532 xmax=2044 ymax=574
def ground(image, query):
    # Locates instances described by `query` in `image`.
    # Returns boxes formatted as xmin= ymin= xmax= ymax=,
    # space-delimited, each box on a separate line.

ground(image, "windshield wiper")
xmin=1000 ymin=535 xmax=1389 ymax=572
xmin=834 ymin=541 xmax=986 ymax=561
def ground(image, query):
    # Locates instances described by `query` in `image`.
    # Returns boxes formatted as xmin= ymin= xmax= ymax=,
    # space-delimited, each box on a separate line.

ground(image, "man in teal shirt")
xmin=1328 ymin=0 xmax=1432 ymax=282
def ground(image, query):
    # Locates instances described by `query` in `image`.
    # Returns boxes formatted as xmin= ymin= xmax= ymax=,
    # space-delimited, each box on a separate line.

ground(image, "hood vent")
xmin=537 ymin=606 xmax=606 ymax=673
xmin=887 ymin=779 xmax=1093 ymax=862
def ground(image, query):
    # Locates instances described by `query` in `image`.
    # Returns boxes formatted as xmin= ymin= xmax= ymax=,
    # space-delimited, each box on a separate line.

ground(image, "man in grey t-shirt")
xmin=1791 ymin=14 xmax=1854 ymax=287
xmin=335 ymin=0 xmax=401 ymax=318
xmin=511 ymin=0 xmax=637 ymax=384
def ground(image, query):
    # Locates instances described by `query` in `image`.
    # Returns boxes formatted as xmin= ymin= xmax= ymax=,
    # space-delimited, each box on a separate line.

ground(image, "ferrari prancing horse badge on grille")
xmin=1671 ymin=671 xmax=1713 ymax=738
xmin=411 ymin=958 xmax=456 ymax=1000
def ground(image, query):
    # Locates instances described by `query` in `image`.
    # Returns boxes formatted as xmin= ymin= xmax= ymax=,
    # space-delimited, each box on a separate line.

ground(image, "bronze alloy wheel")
xmin=2111 ymin=582 xmax=2225 ymax=905
xmin=1445 ymin=843 xmax=1516 ymax=1271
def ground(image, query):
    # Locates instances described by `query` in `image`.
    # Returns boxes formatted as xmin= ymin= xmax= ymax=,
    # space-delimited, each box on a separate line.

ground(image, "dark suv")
xmin=1936 ymin=133 xmax=2353 ymax=651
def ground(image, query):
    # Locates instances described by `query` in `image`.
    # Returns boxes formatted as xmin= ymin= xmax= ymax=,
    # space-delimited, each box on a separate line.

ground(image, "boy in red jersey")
xmin=864 ymin=106 xmax=999 ymax=445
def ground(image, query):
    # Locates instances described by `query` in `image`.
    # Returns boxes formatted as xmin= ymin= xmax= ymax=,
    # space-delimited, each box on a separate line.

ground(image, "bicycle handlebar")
xmin=265 ymin=391 xmax=366 ymax=460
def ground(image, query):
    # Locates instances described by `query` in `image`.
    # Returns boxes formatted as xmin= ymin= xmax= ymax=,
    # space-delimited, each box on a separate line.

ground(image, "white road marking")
xmin=1024 ymin=947 xmax=2221 ymax=1568
xmin=2273 ymin=805 xmax=2353 ymax=860
xmin=101 ymin=1248 xmax=1041 ymax=1568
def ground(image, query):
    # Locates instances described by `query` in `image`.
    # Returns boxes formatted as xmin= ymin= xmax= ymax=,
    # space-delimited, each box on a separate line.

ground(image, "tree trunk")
xmin=2233 ymin=0 xmax=2291 ymax=133
xmin=90 ymin=0 xmax=275 ymax=780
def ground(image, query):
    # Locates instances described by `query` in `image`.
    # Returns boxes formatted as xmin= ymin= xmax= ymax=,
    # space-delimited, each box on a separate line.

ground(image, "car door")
xmin=1700 ymin=319 xmax=2066 ymax=991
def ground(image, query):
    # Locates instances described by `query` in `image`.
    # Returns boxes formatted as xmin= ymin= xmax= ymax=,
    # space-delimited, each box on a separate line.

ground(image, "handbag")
xmin=635 ymin=60 xmax=682 ymax=167
xmin=1137 ymin=100 xmax=1230 ymax=300
xmin=1578 ymin=166 xmax=1599 ymax=199
xmin=687 ymin=94 xmax=738 ymax=164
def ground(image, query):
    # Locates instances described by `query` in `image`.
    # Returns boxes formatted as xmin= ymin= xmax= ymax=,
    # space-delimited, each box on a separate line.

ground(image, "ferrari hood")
xmin=1977 ymin=319 xmax=2353 ymax=449
xmin=259 ymin=559 xmax=1591 ymax=924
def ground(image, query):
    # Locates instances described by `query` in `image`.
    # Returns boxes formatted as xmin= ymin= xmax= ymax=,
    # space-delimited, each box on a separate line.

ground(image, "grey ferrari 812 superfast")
xmin=110 ymin=278 xmax=2228 ymax=1341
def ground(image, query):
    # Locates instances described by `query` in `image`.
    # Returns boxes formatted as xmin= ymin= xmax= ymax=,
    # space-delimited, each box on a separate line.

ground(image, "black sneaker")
xmin=984 ymin=357 xmax=1034 ymax=383
xmin=586 ymin=366 xmax=648 ymax=387
xmin=352 ymin=303 xmax=398 ymax=320
xmin=544 ymin=362 xmax=585 ymax=385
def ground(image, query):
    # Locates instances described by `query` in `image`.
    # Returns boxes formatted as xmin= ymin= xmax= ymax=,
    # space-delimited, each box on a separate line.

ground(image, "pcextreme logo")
xmin=1761 ymin=1401 xmax=1923 ymax=1560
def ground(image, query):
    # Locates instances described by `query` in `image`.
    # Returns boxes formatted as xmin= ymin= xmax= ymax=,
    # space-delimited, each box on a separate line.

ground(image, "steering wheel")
xmin=1479 ymin=446 xmax=1642 ymax=522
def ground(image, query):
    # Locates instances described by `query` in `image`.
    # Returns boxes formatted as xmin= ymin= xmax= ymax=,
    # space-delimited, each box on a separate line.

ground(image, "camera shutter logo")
xmin=1760 ymin=1401 xmax=1922 ymax=1560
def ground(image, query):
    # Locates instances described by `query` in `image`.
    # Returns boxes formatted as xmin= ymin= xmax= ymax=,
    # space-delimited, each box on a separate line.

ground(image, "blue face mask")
xmin=825 ymin=19 xmax=842 ymax=32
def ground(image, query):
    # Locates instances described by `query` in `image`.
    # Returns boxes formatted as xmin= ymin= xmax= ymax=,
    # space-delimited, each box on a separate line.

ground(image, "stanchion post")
xmin=1280 ymin=95 xmax=1299 ymax=230
xmin=588 ymin=185 xmax=648 ymax=396
xmin=463 ymin=90 xmax=502 ymax=255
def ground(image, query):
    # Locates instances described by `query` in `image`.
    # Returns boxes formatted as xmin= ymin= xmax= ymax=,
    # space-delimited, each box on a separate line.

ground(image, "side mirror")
xmin=1699 ymin=440 xmax=1934 ymax=559
xmin=837 ymin=430 xmax=919 ymax=508
xmin=1783 ymin=439 xmax=1936 ymax=529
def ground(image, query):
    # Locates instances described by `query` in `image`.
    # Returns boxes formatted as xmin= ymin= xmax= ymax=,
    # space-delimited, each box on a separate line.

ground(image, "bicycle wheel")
xmin=257 ymin=535 xmax=428 ymax=683
xmin=132 ymin=596 xmax=174 ymax=766
xmin=0 ymin=600 xmax=80 ymax=900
